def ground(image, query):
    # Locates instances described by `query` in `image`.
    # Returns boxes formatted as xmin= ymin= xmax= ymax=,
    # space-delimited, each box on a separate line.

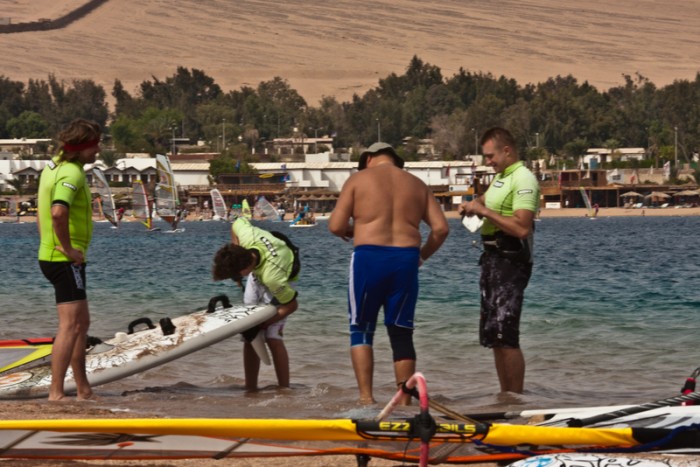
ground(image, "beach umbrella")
xmin=672 ymin=190 xmax=700 ymax=197
xmin=644 ymin=191 xmax=671 ymax=199
xmin=620 ymin=191 xmax=643 ymax=198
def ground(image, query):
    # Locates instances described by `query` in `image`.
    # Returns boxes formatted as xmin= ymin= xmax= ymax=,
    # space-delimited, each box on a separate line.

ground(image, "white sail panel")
xmin=253 ymin=196 xmax=279 ymax=221
xmin=210 ymin=189 xmax=227 ymax=220
xmin=92 ymin=168 xmax=118 ymax=227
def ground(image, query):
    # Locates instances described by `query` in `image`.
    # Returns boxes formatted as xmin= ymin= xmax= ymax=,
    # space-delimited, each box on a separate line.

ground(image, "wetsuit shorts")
xmin=242 ymin=273 xmax=288 ymax=341
xmin=348 ymin=245 xmax=420 ymax=340
xmin=479 ymin=250 xmax=532 ymax=348
xmin=39 ymin=261 xmax=87 ymax=304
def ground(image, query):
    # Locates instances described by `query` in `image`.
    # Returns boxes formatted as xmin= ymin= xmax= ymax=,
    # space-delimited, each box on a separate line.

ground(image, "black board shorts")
xmin=39 ymin=261 xmax=87 ymax=304
xmin=478 ymin=251 xmax=532 ymax=348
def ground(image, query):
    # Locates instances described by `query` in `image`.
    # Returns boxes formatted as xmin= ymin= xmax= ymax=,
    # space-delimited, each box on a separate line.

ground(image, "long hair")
xmin=57 ymin=118 xmax=101 ymax=162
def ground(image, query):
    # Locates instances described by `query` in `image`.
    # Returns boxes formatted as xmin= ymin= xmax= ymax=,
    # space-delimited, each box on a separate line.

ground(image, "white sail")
xmin=210 ymin=188 xmax=228 ymax=221
xmin=579 ymin=187 xmax=594 ymax=217
xmin=132 ymin=180 xmax=152 ymax=230
xmin=155 ymin=154 xmax=180 ymax=230
xmin=253 ymin=195 xmax=280 ymax=221
xmin=92 ymin=168 xmax=118 ymax=227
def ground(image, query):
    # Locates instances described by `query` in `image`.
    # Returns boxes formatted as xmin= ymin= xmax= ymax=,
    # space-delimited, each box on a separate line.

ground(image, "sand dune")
xmin=2 ymin=0 xmax=699 ymax=106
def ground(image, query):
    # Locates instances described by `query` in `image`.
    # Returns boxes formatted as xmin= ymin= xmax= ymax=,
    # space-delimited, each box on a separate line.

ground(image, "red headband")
xmin=63 ymin=138 xmax=100 ymax=152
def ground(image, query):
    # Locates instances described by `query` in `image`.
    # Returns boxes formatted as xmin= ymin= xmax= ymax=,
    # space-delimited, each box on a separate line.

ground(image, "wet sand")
xmin=0 ymin=401 xmax=697 ymax=467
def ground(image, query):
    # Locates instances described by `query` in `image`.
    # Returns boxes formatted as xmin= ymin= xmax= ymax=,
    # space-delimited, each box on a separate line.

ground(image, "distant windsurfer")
xmin=329 ymin=142 xmax=449 ymax=405
xmin=37 ymin=118 xmax=101 ymax=401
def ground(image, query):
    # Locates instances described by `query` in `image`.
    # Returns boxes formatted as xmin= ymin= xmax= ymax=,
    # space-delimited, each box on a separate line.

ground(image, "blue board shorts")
xmin=39 ymin=261 xmax=87 ymax=304
xmin=348 ymin=245 xmax=419 ymax=344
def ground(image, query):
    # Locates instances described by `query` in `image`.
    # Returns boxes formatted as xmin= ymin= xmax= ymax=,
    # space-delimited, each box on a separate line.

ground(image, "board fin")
xmin=250 ymin=330 xmax=271 ymax=366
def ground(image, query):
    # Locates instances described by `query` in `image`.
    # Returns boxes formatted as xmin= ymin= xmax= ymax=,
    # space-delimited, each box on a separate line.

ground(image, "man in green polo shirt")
xmin=37 ymin=118 xmax=101 ymax=401
xmin=212 ymin=217 xmax=300 ymax=391
xmin=459 ymin=127 xmax=539 ymax=394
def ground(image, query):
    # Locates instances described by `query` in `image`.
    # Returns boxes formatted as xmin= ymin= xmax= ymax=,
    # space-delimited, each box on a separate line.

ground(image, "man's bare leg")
xmin=493 ymin=347 xmax=525 ymax=393
xmin=49 ymin=300 xmax=91 ymax=401
xmin=243 ymin=341 xmax=261 ymax=391
xmin=393 ymin=359 xmax=416 ymax=405
xmin=267 ymin=339 xmax=289 ymax=388
xmin=351 ymin=345 xmax=375 ymax=404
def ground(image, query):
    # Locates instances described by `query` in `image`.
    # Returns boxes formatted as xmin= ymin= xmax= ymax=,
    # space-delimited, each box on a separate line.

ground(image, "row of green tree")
xmin=1 ymin=56 xmax=698 ymax=166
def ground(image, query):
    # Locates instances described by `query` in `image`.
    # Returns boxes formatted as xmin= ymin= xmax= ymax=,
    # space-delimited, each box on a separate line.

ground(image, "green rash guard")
xmin=481 ymin=161 xmax=540 ymax=237
xmin=231 ymin=217 xmax=297 ymax=305
xmin=37 ymin=156 xmax=93 ymax=262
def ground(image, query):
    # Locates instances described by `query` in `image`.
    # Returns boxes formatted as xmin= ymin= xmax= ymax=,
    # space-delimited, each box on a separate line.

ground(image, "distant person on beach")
xmin=329 ymin=142 xmax=449 ymax=405
xmin=212 ymin=217 xmax=300 ymax=391
xmin=37 ymin=118 xmax=101 ymax=401
xmin=459 ymin=127 xmax=539 ymax=394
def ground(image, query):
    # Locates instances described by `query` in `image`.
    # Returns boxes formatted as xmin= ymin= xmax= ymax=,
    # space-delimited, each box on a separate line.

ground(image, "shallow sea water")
xmin=0 ymin=215 xmax=698 ymax=419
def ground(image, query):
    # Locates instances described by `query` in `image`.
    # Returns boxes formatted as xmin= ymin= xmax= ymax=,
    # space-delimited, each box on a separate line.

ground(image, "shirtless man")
xmin=329 ymin=142 xmax=449 ymax=404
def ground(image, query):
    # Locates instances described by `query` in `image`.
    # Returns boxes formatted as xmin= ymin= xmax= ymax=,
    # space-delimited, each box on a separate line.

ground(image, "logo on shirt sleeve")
xmin=517 ymin=189 xmax=533 ymax=195
xmin=62 ymin=182 xmax=77 ymax=191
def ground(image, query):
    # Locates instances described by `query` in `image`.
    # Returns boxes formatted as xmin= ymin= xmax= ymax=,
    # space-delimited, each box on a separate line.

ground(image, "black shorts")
xmin=39 ymin=261 xmax=87 ymax=304
xmin=478 ymin=251 xmax=532 ymax=348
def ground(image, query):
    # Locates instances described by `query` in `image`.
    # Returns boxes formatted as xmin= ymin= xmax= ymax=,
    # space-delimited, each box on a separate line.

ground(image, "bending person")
xmin=212 ymin=217 xmax=300 ymax=390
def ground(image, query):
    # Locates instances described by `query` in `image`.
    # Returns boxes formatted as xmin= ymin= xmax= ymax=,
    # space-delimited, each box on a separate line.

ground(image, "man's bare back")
xmin=347 ymin=164 xmax=427 ymax=246
xmin=329 ymin=157 xmax=448 ymax=261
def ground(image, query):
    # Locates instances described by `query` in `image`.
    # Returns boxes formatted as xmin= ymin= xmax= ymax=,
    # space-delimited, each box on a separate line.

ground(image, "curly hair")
xmin=57 ymin=118 xmax=101 ymax=162
xmin=212 ymin=243 xmax=255 ymax=281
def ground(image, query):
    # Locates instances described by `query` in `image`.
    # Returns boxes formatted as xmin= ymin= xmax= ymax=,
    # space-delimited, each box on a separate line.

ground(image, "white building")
xmin=583 ymin=148 xmax=646 ymax=168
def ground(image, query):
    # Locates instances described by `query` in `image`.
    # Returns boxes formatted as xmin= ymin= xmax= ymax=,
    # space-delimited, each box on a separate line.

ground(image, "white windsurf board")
xmin=508 ymin=453 xmax=697 ymax=467
xmin=0 ymin=296 xmax=276 ymax=399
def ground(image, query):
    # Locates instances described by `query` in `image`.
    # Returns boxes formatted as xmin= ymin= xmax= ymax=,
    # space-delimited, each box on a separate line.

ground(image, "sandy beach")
xmin=3 ymin=0 xmax=699 ymax=105
xmin=3 ymin=206 xmax=699 ymax=225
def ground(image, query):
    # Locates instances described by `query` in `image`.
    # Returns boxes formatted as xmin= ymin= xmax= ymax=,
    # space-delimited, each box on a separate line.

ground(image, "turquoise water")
xmin=0 ymin=215 xmax=698 ymax=418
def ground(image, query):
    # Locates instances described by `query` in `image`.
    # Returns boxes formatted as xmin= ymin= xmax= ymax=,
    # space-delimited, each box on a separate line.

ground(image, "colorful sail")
xmin=253 ymin=195 xmax=279 ymax=221
xmin=92 ymin=168 xmax=118 ymax=227
xmin=132 ymin=180 xmax=152 ymax=230
xmin=155 ymin=154 xmax=180 ymax=230
xmin=241 ymin=198 xmax=252 ymax=219
xmin=210 ymin=188 xmax=228 ymax=221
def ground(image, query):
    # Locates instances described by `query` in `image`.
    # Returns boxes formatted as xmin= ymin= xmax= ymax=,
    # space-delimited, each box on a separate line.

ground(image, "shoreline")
xmin=2 ymin=206 xmax=698 ymax=225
